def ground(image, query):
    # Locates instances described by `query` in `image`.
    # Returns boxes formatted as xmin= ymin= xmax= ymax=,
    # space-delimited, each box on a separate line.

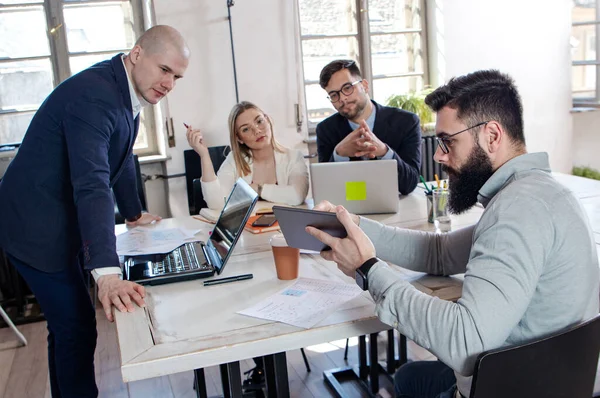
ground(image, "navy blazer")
xmin=0 ymin=54 xmax=142 ymax=272
xmin=316 ymin=100 xmax=421 ymax=195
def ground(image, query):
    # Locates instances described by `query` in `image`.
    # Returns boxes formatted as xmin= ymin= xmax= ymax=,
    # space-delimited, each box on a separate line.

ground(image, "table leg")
xmin=220 ymin=361 xmax=242 ymax=398
xmin=358 ymin=335 xmax=368 ymax=379
xmin=369 ymin=333 xmax=379 ymax=394
xmin=193 ymin=368 xmax=208 ymax=398
xmin=386 ymin=329 xmax=395 ymax=374
xmin=264 ymin=352 xmax=289 ymax=398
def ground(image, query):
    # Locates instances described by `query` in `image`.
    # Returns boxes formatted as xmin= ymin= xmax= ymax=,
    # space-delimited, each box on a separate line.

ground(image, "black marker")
xmin=203 ymin=273 xmax=253 ymax=286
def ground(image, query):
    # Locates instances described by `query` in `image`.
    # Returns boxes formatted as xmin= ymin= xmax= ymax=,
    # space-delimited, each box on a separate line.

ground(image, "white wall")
xmin=143 ymin=0 xmax=306 ymax=218
xmin=573 ymin=109 xmax=600 ymax=170
xmin=427 ymin=0 xmax=574 ymax=172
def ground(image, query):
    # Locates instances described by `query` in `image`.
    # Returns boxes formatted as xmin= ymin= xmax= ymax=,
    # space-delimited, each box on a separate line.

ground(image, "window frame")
xmin=0 ymin=0 xmax=161 ymax=156
xmin=572 ymin=0 xmax=600 ymax=105
xmin=296 ymin=0 xmax=429 ymax=131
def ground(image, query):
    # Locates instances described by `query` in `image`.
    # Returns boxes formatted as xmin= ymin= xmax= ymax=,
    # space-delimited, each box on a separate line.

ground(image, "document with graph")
xmin=238 ymin=278 xmax=364 ymax=328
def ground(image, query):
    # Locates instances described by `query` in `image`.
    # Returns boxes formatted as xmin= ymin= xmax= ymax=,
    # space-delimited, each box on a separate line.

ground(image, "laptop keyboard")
xmin=150 ymin=242 xmax=211 ymax=276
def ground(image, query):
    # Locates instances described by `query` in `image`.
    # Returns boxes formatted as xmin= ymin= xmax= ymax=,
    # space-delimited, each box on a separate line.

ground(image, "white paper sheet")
xmin=237 ymin=277 xmax=364 ymax=328
xmin=116 ymin=226 xmax=201 ymax=256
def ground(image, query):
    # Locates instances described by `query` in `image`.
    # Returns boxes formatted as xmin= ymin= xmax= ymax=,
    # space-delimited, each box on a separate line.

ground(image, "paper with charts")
xmin=238 ymin=278 xmax=364 ymax=329
xmin=116 ymin=226 xmax=200 ymax=256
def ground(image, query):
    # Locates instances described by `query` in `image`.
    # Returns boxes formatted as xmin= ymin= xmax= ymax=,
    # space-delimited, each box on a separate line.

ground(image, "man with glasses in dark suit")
xmin=316 ymin=59 xmax=422 ymax=195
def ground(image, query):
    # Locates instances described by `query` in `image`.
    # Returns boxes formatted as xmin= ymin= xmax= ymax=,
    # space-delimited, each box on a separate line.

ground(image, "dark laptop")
xmin=123 ymin=178 xmax=258 ymax=285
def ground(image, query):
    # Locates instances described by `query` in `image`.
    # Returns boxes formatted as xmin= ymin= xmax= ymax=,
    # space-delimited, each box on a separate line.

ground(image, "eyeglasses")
xmin=238 ymin=115 xmax=268 ymax=135
xmin=327 ymin=80 xmax=362 ymax=103
xmin=436 ymin=121 xmax=490 ymax=154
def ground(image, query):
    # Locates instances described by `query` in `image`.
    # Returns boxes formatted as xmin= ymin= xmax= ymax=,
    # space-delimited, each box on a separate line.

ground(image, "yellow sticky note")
xmin=345 ymin=181 xmax=367 ymax=201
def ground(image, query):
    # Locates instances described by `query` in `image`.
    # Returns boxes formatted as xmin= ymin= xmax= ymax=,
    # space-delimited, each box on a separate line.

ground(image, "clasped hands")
xmin=305 ymin=200 xmax=376 ymax=278
xmin=334 ymin=120 xmax=387 ymax=158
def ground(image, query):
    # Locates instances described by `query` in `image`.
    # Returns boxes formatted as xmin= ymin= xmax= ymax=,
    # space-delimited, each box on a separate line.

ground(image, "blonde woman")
xmin=186 ymin=101 xmax=309 ymax=210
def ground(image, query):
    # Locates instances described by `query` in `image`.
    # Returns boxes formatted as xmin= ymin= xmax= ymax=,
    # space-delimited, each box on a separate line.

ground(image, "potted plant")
xmin=386 ymin=89 xmax=436 ymax=134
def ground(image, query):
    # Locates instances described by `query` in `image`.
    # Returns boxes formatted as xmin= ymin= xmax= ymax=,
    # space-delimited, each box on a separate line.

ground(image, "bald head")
xmin=135 ymin=25 xmax=190 ymax=59
xmin=125 ymin=25 xmax=190 ymax=105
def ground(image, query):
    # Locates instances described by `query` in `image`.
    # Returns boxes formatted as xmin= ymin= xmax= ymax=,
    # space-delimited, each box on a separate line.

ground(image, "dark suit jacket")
xmin=316 ymin=100 xmax=421 ymax=195
xmin=0 ymin=54 xmax=142 ymax=272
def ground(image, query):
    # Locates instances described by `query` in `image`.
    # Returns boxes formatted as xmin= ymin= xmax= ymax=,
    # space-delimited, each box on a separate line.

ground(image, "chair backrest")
xmin=421 ymin=135 xmax=445 ymax=181
xmin=469 ymin=314 xmax=600 ymax=398
xmin=114 ymin=154 xmax=147 ymax=224
xmin=183 ymin=146 xmax=231 ymax=215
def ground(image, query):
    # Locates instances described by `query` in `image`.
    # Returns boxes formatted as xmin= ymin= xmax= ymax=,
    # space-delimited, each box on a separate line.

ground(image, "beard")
xmin=443 ymin=144 xmax=494 ymax=214
xmin=338 ymin=95 xmax=369 ymax=120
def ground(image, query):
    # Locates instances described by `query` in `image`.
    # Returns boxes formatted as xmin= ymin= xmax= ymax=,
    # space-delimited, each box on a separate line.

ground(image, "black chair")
xmin=183 ymin=146 xmax=231 ymax=215
xmin=469 ymin=314 xmax=600 ymax=398
xmin=114 ymin=154 xmax=147 ymax=224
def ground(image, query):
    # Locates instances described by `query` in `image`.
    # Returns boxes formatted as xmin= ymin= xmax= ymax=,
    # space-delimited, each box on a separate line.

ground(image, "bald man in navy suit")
xmin=0 ymin=25 xmax=190 ymax=397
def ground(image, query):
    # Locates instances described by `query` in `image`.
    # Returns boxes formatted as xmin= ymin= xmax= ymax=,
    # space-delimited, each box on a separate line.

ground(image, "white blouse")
xmin=201 ymin=148 xmax=309 ymax=210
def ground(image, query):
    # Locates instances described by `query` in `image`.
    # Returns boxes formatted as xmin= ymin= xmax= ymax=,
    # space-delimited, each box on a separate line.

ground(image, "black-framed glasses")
xmin=436 ymin=121 xmax=490 ymax=154
xmin=327 ymin=80 xmax=362 ymax=103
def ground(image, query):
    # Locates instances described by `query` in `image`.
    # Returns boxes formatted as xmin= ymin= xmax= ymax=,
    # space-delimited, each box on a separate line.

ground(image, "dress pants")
xmin=394 ymin=360 xmax=458 ymax=398
xmin=7 ymin=252 xmax=98 ymax=398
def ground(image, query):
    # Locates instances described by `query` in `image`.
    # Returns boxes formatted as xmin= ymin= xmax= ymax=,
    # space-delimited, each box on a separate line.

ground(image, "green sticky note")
xmin=345 ymin=181 xmax=367 ymax=201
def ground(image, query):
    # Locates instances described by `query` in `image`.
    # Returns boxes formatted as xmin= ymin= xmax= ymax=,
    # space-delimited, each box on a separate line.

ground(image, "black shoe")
xmin=242 ymin=366 xmax=265 ymax=391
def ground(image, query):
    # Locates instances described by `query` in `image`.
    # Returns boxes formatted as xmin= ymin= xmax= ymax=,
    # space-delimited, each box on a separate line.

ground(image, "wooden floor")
xmin=0 ymin=310 xmax=436 ymax=398
xmin=2 ymin=311 xmax=600 ymax=398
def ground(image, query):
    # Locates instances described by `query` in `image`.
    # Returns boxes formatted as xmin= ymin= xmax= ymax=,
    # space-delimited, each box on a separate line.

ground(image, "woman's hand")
xmin=186 ymin=125 xmax=209 ymax=157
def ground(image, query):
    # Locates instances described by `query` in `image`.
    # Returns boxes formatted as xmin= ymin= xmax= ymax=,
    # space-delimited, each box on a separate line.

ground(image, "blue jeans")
xmin=8 ymin=253 xmax=98 ymax=398
xmin=395 ymin=360 xmax=458 ymax=398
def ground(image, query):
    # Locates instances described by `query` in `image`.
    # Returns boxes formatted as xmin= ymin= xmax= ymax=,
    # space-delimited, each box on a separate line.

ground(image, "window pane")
xmin=301 ymin=37 xmax=359 ymax=82
xmin=572 ymin=0 xmax=597 ymax=24
xmin=69 ymin=52 xmax=120 ymax=75
xmin=572 ymin=25 xmax=596 ymax=62
xmin=0 ymin=59 xmax=54 ymax=110
xmin=63 ymin=2 xmax=136 ymax=53
xmin=372 ymin=76 xmax=424 ymax=105
xmin=0 ymin=112 xmax=35 ymax=144
xmin=368 ymin=0 xmax=422 ymax=33
xmin=0 ymin=6 xmax=50 ymax=58
xmin=305 ymin=83 xmax=336 ymax=124
xmin=298 ymin=0 xmax=357 ymax=36
xmin=0 ymin=0 xmax=41 ymax=5
xmin=572 ymin=64 xmax=596 ymax=99
xmin=371 ymin=33 xmax=423 ymax=76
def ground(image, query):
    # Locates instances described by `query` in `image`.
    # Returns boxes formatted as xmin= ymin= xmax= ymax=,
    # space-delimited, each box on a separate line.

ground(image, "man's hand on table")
xmin=97 ymin=275 xmax=146 ymax=322
xmin=306 ymin=205 xmax=375 ymax=277
xmin=125 ymin=212 xmax=162 ymax=227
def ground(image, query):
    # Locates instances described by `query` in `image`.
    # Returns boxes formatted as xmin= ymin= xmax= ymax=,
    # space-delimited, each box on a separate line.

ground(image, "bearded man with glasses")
xmin=307 ymin=69 xmax=598 ymax=398
xmin=315 ymin=59 xmax=422 ymax=195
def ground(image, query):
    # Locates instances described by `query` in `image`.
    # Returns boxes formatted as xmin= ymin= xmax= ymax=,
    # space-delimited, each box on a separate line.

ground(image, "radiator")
xmin=421 ymin=135 xmax=445 ymax=182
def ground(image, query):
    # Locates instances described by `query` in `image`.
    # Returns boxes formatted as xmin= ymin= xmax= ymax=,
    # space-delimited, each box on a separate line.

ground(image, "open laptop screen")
xmin=207 ymin=178 xmax=258 ymax=274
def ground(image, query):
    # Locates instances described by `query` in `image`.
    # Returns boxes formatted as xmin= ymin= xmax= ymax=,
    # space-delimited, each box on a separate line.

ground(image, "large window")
xmin=0 ymin=0 xmax=158 ymax=155
xmin=297 ymin=0 xmax=428 ymax=126
xmin=572 ymin=0 xmax=600 ymax=102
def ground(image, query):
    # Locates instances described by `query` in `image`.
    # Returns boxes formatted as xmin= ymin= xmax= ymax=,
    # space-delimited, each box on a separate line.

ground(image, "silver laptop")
xmin=310 ymin=160 xmax=399 ymax=214
xmin=123 ymin=178 xmax=258 ymax=285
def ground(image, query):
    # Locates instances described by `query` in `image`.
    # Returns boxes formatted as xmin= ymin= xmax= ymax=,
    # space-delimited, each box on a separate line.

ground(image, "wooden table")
xmin=114 ymin=172 xmax=600 ymax=397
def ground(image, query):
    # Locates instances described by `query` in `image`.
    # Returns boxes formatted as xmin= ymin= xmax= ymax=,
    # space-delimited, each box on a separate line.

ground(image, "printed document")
xmin=116 ymin=226 xmax=200 ymax=256
xmin=238 ymin=278 xmax=364 ymax=328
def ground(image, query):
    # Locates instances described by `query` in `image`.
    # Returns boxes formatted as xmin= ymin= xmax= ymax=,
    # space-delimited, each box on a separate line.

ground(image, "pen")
xmin=183 ymin=122 xmax=190 ymax=129
xmin=419 ymin=175 xmax=432 ymax=193
xmin=203 ymin=273 xmax=253 ymax=286
xmin=434 ymin=174 xmax=441 ymax=190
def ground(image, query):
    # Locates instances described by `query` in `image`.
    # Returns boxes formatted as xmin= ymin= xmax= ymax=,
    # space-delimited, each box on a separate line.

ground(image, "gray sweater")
xmin=361 ymin=152 xmax=599 ymax=397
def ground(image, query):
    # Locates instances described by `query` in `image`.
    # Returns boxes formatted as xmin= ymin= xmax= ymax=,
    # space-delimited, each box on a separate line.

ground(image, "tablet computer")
xmin=272 ymin=206 xmax=347 ymax=252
